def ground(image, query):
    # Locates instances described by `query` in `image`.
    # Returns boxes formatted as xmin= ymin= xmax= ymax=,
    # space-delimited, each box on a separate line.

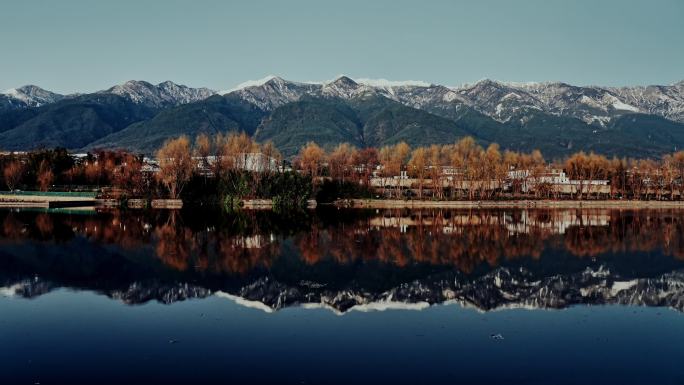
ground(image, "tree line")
xmin=2 ymin=134 xmax=684 ymax=202
xmin=0 ymin=133 xmax=311 ymax=208
xmin=294 ymin=138 xmax=684 ymax=201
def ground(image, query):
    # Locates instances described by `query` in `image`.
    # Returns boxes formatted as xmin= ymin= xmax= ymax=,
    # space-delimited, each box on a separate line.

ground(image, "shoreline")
xmin=335 ymin=199 xmax=684 ymax=209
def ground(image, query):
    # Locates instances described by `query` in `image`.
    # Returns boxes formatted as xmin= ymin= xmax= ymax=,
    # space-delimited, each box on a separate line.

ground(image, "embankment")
xmin=336 ymin=199 xmax=684 ymax=209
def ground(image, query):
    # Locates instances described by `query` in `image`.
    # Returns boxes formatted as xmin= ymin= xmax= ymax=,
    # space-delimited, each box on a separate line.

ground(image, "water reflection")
xmin=1 ymin=207 xmax=684 ymax=312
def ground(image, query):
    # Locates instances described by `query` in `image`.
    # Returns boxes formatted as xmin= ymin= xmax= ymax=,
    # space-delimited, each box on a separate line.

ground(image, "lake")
xmin=2 ymin=207 xmax=684 ymax=384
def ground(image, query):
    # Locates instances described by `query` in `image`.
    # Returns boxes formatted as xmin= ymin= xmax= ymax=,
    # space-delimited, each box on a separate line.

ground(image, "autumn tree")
xmin=63 ymin=163 xmax=84 ymax=186
xmin=221 ymin=132 xmax=259 ymax=172
xmin=84 ymin=159 xmax=103 ymax=186
xmin=297 ymin=142 xmax=325 ymax=182
xmin=448 ymin=137 xmax=475 ymax=198
xmin=37 ymin=160 xmax=54 ymax=192
xmin=113 ymin=153 xmax=145 ymax=196
xmin=379 ymin=142 xmax=410 ymax=198
xmin=408 ymin=146 xmax=428 ymax=198
xmin=194 ymin=133 xmax=212 ymax=175
xmin=3 ymin=160 xmax=24 ymax=191
xmin=668 ymin=151 xmax=684 ymax=199
xmin=352 ymin=147 xmax=379 ymax=187
xmin=661 ymin=154 xmax=677 ymax=200
xmin=260 ymin=140 xmax=283 ymax=174
xmin=210 ymin=132 xmax=228 ymax=176
xmin=608 ymin=157 xmax=627 ymax=199
xmin=525 ymin=150 xmax=546 ymax=198
xmin=503 ymin=150 xmax=521 ymax=195
xmin=565 ymin=152 xmax=588 ymax=199
xmin=328 ymin=143 xmax=356 ymax=182
xmin=156 ymin=136 xmax=195 ymax=199
xmin=450 ymin=137 xmax=483 ymax=199
xmin=427 ymin=145 xmax=445 ymax=199
xmin=483 ymin=143 xmax=503 ymax=199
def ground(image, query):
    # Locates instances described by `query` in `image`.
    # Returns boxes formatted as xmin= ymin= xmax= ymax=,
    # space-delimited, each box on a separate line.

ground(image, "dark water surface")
xmin=2 ymin=207 xmax=684 ymax=384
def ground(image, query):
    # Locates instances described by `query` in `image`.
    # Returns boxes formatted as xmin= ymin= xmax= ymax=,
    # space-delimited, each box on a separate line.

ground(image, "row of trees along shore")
xmin=297 ymin=137 xmax=684 ymax=201
xmin=2 ymin=133 xmax=684 ymax=203
xmin=0 ymin=133 xmax=310 ymax=209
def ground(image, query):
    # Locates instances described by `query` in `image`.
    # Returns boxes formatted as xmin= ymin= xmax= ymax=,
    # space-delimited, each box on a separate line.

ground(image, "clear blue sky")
xmin=1 ymin=0 xmax=682 ymax=93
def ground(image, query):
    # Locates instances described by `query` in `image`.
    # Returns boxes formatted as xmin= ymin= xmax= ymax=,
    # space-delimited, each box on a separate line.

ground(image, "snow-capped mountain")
xmin=4 ymin=77 xmax=683 ymax=125
xmin=0 ymin=85 xmax=65 ymax=109
xmin=225 ymin=76 xmax=319 ymax=111
xmin=225 ymin=75 xmax=435 ymax=110
xmin=104 ymin=80 xmax=216 ymax=108
xmin=609 ymin=81 xmax=684 ymax=123
xmin=224 ymin=76 xmax=684 ymax=125
xmin=5 ymin=265 xmax=684 ymax=313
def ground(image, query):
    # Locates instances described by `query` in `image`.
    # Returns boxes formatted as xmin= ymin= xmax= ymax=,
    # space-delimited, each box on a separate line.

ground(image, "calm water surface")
xmin=2 ymin=207 xmax=684 ymax=384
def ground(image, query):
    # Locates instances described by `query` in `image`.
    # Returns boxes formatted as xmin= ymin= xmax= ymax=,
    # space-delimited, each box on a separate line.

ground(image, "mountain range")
xmin=4 ymin=264 xmax=684 ymax=313
xmin=1 ymin=76 xmax=684 ymax=158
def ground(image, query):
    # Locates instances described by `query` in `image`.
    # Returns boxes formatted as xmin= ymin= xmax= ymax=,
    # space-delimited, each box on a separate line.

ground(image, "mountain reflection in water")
xmin=1 ymin=207 xmax=684 ymax=313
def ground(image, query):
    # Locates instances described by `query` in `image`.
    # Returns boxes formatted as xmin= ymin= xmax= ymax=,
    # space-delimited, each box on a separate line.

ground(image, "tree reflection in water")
xmin=0 ymin=208 xmax=684 ymax=275
xmin=3 ymin=207 xmax=684 ymax=311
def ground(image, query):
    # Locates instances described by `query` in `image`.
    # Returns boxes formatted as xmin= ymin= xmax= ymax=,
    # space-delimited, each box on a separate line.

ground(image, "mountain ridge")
xmin=1 ymin=76 xmax=684 ymax=157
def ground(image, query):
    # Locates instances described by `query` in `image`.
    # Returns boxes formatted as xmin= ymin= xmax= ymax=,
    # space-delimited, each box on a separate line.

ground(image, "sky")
xmin=1 ymin=0 xmax=682 ymax=94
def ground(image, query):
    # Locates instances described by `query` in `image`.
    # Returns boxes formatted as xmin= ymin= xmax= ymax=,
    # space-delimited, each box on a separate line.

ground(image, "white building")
xmin=507 ymin=168 xmax=608 ymax=192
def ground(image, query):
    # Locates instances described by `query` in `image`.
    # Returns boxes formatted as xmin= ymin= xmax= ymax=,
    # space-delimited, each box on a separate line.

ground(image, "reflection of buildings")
xmin=232 ymin=234 xmax=271 ymax=249
xmin=503 ymin=210 xmax=610 ymax=234
xmin=2 ymin=208 xmax=684 ymax=294
xmin=369 ymin=210 xmax=612 ymax=235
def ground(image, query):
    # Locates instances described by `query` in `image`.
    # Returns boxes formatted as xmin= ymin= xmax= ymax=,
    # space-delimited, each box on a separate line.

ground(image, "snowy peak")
xmin=220 ymin=75 xmax=684 ymax=124
xmin=321 ymin=75 xmax=378 ymax=99
xmin=1 ymin=85 xmax=64 ymax=108
xmin=456 ymin=79 xmax=541 ymax=121
xmin=220 ymin=75 xmax=280 ymax=94
xmin=229 ymin=77 xmax=319 ymax=111
xmin=4 ymin=76 xmax=682 ymax=125
xmin=105 ymin=80 xmax=215 ymax=108
xmin=330 ymin=75 xmax=358 ymax=88
xmin=263 ymin=76 xmax=287 ymax=86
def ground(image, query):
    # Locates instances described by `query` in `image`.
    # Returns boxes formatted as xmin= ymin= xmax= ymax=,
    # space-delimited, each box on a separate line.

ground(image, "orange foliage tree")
xmin=156 ymin=136 xmax=195 ymax=199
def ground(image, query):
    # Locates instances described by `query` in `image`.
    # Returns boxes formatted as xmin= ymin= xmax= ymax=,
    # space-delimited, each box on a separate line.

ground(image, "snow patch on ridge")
xmin=221 ymin=75 xmax=280 ymax=94
xmin=611 ymin=99 xmax=640 ymax=112
xmin=214 ymin=291 xmax=275 ymax=313
xmin=2 ymin=88 xmax=26 ymax=102
xmin=223 ymin=75 xmax=432 ymax=94
xmin=355 ymin=78 xmax=432 ymax=88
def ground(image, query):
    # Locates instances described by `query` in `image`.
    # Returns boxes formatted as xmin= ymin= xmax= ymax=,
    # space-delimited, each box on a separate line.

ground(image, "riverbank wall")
xmin=335 ymin=199 xmax=684 ymax=209
xmin=0 ymin=192 xmax=97 ymax=208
